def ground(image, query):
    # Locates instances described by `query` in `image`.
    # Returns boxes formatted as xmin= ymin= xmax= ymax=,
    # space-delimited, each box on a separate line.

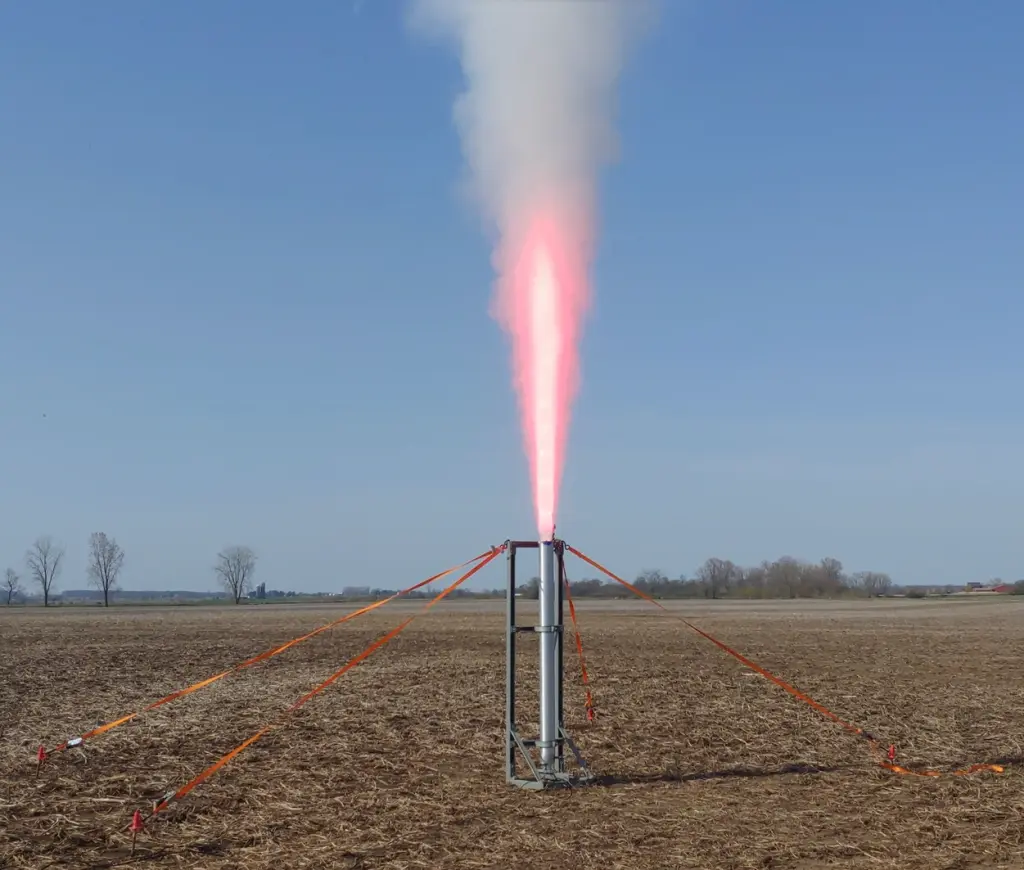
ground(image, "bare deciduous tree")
xmin=4 ymin=568 xmax=21 ymax=605
xmin=522 ymin=576 xmax=540 ymax=599
xmin=26 ymin=536 xmax=64 ymax=607
xmin=818 ymin=557 xmax=842 ymax=582
xmin=635 ymin=569 xmax=669 ymax=594
xmin=87 ymin=532 xmax=125 ymax=607
xmin=696 ymin=557 xmax=739 ymax=600
xmin=855 ymin=571 xmax=893 ymax=598
xmin=795 ymin=557 xmax=846 ymax=598
xmin=215 ymin=546 xmax=257 ymax=604
xmin=766 ymin=556 xmax=804 ymax=598
xmin=739 ymin=563 xmax=768 ymax=598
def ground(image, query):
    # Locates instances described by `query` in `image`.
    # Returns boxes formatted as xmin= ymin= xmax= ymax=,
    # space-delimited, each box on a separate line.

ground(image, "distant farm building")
xmin=965 ymin=582 xmax=1015 ymax=594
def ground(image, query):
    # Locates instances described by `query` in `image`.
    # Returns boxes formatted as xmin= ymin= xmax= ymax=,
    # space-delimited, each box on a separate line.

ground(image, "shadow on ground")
xmin=595 ymin=754 xmax=1024 ymax=788
xmin=593 ymin=762 xmax=848 ymax=786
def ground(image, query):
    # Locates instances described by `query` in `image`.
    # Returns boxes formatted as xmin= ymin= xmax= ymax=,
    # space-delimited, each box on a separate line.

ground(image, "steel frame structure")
xmin=505 ymin=538 xmax=591 ymax=790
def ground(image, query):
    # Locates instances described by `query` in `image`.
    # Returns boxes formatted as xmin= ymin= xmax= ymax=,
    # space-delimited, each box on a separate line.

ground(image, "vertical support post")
xmin=505 ymin=542 xmax=517 ymax=782
xmin=556 ymin=542 xmax=565 ymax=771
xmin=538 ymin=539 xmax=557 ymax=769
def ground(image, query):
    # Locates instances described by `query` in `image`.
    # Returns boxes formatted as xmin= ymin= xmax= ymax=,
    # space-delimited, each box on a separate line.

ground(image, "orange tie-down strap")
xmin=565 ymin=545 xmax=1004 ymax=779
xmin=561 ymin=561 xmax=596 ymax=721
xmin=47 ymin=549 xmax=496 ymax=757
xmin=140 ymin=546 xmax=504 ymax=821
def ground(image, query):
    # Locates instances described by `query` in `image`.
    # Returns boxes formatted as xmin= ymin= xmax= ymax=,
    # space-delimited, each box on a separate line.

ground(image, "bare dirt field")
xmin=3 ymin=596 xmax=1024 ymax=869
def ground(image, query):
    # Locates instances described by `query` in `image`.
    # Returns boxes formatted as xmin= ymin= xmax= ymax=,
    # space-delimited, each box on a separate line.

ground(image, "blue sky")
xmin=1 ymin=1 xmax=1021 ymax=593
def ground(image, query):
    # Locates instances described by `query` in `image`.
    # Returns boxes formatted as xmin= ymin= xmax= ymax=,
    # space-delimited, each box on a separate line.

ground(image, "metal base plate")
xmin=506 ymin=725 xmax=593 ymax=790
xmin=509 ymin=770 xmax=592 ymax=791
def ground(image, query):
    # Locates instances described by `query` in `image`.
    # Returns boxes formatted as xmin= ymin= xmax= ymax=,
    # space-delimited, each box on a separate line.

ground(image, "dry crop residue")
xmin=2 ymin=597 xmax=1024 ymax=869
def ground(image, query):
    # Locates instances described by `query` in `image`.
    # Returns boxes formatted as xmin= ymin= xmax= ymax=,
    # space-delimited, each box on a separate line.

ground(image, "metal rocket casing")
xmin=538 ymin=538 xmax=557 ymax=767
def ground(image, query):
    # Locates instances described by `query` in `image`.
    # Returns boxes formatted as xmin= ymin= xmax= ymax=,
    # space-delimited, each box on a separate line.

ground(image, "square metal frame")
xmin=505 ymin=538 xmax=591 ymax=790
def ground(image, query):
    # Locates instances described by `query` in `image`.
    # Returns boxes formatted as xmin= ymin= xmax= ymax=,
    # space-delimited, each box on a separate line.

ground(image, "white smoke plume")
xmin=410 ymin=0 xmax=651 ymax=535
xmin=409 ymin=0 xmax=650 ymax=280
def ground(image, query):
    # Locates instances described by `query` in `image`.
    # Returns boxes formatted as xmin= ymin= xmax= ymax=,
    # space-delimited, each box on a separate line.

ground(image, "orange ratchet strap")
xmin=561 ymin=561 xmax=595 ymax=722
xmin=46 ymin=550 xmax=495 ymax=758
xmin=566 ymin=544 xmax=1003 ymax=779
xmin=144 ymin=545 xmax=504 ymax=819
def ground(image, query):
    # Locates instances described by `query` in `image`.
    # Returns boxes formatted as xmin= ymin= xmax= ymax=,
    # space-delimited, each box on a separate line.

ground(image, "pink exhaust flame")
xmin=497 ymin=210 xmax=589 ymax=541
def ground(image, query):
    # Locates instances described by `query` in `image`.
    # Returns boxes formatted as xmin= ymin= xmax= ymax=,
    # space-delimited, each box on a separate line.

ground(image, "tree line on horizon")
xmin=6 ymin=541 xmax=1023 ymax=606
xmin=3 ymin=535 xmax=257 ymax=606
xmin=512 ymin=556 xmax=896 ymax=600
xmin=522 ymin=556 xmax=1024 ymax=600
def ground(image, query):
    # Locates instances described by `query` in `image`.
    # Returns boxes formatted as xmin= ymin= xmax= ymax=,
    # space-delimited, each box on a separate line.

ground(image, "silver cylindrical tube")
xmin=538 ymin=539 xmax=557 ymax=768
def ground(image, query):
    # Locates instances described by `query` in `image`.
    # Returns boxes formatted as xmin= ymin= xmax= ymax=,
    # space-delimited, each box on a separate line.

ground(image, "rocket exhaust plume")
xmin=411 ymin=0 xmax=649 ymax=540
